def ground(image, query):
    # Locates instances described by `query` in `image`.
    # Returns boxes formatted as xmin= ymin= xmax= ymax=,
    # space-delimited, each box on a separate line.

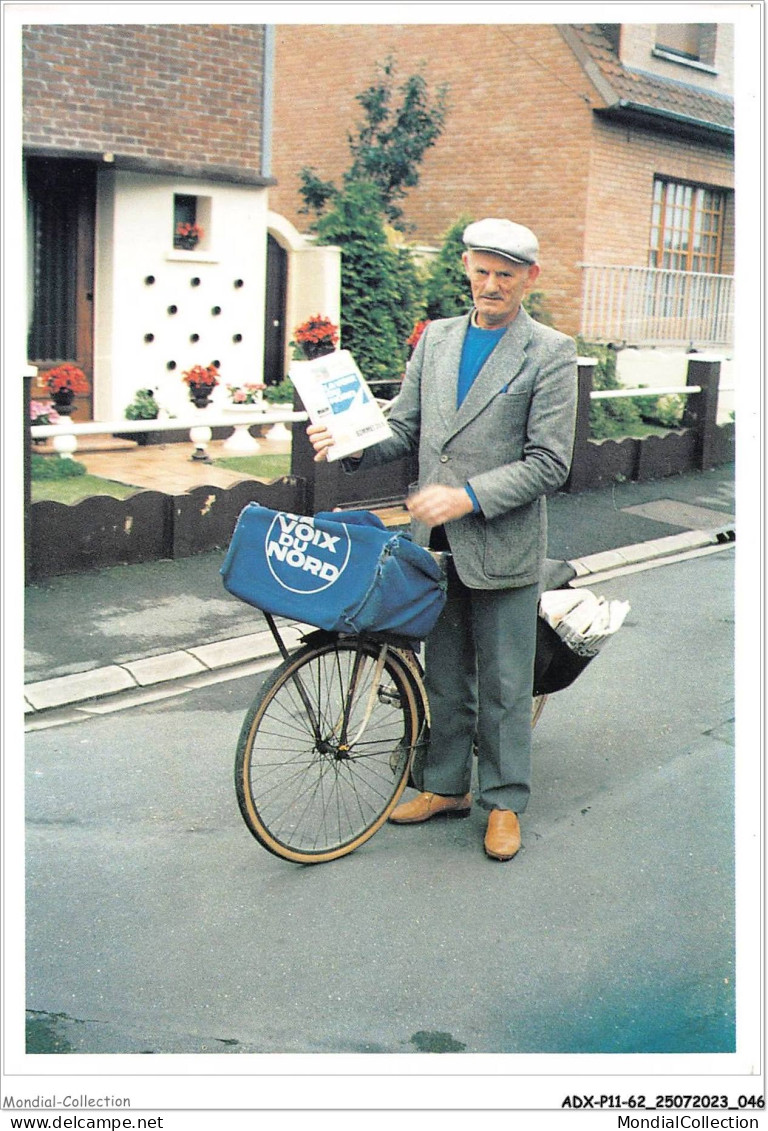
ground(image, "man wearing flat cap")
xmin=308 ymin=217 xmax=577 ymax=861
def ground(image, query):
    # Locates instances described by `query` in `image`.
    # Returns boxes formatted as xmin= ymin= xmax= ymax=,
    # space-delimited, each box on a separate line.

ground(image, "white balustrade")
xmin=580 ymin=264 xmax=734 ymax=348
xmin=30 ymin=409 xmax=308 ymax=458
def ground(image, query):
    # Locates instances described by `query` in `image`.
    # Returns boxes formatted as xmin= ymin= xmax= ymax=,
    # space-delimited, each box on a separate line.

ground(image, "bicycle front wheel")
xmin=235 ymin=638 xmax=420 ymax=864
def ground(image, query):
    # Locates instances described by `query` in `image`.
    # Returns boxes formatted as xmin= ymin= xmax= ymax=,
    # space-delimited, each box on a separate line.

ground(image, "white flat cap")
xmin=463 ymin=218 xmax=539 ymax=265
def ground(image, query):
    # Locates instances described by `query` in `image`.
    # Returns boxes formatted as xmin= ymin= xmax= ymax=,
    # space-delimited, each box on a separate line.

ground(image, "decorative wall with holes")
xmin=94 ymin=169 xmax=269 ymax=420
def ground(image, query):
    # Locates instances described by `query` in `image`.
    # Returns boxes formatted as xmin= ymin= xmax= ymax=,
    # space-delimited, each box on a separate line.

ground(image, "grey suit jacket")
xmin=360 ymin=306 xmax=578 ymax=589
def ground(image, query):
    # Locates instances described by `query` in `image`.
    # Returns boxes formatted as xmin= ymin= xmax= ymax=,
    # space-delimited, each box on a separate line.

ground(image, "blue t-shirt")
xmin=457 ymin=321 xmax=507 ymax=407
xmin=458 ymin=321 xmax=507 ymax=511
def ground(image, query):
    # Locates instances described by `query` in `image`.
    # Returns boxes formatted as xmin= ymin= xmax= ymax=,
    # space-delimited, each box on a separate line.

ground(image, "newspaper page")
xmin=290 ymin=349 xmax=393 ymax=461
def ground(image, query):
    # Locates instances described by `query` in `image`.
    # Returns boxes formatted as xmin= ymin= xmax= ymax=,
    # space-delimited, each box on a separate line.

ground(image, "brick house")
xmin=21 ymin=22 xmax=339 ymax=422
xmin=269 ymin=22 xmax=734 ymax=351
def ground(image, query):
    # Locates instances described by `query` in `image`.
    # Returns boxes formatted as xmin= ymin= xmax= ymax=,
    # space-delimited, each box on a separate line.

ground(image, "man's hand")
xmin=306 ymin=423 xmax=364 ymax=463
xmin=306 ymin=423 xmax=335 ymax=462
xmin=406 ymin=484 xmax=474 ymax=526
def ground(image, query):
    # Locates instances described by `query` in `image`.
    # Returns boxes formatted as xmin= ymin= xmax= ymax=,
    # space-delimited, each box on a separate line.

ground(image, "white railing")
xmin=580 ymin=264 xmax=734 ymax=348
xmin=576 ymin=356 xmax=702 ymax=401
xmin=31 ymin=408 xmax=309 ymax=459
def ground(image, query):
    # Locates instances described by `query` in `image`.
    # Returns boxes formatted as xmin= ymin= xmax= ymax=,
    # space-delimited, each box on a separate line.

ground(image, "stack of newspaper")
xmin=538 ymin=588 xmax=630 ymax=658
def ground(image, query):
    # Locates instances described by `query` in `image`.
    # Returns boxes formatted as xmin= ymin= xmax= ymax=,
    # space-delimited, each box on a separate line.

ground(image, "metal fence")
xmin=580 ymin=264 xmax=734 ymax=348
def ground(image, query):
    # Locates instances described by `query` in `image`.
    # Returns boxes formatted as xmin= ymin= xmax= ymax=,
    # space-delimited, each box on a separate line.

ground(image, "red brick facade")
xmin=584 ymin=118 xmax=734 ymax=273
xmin=23 ymin=24 xmax=267 ymax=179
xmin=269 ymin=23 xmax=734 ymax=336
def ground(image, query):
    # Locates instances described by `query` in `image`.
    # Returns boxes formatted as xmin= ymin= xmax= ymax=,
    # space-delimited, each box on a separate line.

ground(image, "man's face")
xmin=463 ymin=249 xmax=540 ymax=329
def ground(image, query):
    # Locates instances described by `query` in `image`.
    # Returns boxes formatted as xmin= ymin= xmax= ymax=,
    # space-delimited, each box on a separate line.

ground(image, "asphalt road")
xmin=23 ymin=547 xmax=740 ymax=1057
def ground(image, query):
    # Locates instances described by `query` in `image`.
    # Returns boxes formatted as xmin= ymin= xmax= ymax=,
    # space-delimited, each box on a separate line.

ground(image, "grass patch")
xmin=213 ymin=453 xmax=291 ymax=479
xmin=31 ymin=475 xmax=138 ymax=504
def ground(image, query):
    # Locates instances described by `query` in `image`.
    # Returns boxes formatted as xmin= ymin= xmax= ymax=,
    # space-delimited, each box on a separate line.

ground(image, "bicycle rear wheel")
xmin=235 ymin=638 xmax=420 ymax=864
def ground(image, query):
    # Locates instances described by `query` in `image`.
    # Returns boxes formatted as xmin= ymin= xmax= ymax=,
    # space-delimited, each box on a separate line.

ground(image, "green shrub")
xmin=391 ymin=243 xmax=426 ymax=348
xmin=522 ymin=289 xmax=555 ymax=326
xmin=639 ymin=392 xmax=685 ymax=428
xmin=299 ymin=56 xmax=448 ymax=231
xmin=30 ymin=454 xmax=87 ymax=480
xmin=312 ymin=180 xmax=413 ymax=380
xmin=264 ymin=378 xmax=295 ymax=405
xmin=576 ymin=338 xmax=643 ymax=440
xmin=125 ymin=388 xmax=160 ymax=420
xmin=424 ymin=216 xmax=474 ymax=319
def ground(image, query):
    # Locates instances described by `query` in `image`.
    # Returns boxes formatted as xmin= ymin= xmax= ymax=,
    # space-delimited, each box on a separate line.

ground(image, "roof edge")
xmin=594 ymin=103 xmax=734 ymax=148
xmin=557 ymin=23 xmax=618 ymax=107
xmin=23 ymin=146 xmax=277 ymax=188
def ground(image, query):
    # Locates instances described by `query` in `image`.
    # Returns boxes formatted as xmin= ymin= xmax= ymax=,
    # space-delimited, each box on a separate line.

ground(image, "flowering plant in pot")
xmin=291 ymin=314 xmax=339 ymax=360
xmin=225 ymin=382 xmax=267 ymax=406
xmin=125 ymin=388 xmax=161 ymax=420
xmin=42 ymin=363 xmax=90 ymax=414
xmin=29 ymin=400 xmax=61 ymax=442
xmin=122 ymin=388 xmax=163 ymax=445
xmin=30 ymin=400 xmax=62 ymax=426
xmin=175 ymin=221 xmax=204 ymax=250
xmin=182 ymin=364 xmax=220 ymax=408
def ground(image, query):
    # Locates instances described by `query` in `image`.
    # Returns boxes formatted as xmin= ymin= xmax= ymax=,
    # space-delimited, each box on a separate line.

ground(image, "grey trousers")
xmin=421 ymin=560 xmax=539 ymax=813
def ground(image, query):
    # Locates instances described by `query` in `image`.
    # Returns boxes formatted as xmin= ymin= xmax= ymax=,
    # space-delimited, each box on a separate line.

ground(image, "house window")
xmin=654 ymin=24 xmax=717 ymax=67
xmin=649 ymin=178 xmax=726 ymax=274
xmin=173 ymin=193 xmax=211 ymax=250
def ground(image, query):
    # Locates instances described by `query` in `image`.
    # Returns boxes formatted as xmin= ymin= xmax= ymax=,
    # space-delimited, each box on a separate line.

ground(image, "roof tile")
xmin=569 ymin=24 xmax=733 ymax=131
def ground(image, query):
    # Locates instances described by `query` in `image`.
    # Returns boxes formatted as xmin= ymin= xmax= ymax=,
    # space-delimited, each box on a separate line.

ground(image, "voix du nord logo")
xmin=265 ymin=512 xmax=352 ymax=593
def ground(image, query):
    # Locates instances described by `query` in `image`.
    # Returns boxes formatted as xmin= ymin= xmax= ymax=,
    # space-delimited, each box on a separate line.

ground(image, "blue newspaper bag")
xmin=220 ymin=505 xmax=447 ymax=640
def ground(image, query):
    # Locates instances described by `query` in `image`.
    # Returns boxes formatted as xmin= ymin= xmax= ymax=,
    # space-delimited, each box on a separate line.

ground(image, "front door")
xmin=263 ymin=234 xmax=287 ymax=386
xmin=26 ymin=157 xmax=96 ymax=419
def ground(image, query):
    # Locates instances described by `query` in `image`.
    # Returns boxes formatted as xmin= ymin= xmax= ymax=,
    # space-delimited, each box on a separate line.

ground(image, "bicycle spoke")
xmin=235 ymin=639 xmax=420 ymax=860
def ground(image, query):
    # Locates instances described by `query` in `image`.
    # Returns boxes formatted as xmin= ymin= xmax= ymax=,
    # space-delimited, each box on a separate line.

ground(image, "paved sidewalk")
xmin=24 ymin=463 xmax=735 ymax=718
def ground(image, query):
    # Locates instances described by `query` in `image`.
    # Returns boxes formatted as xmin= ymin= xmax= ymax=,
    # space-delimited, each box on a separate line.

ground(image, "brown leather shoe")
xmin=389 ymin=791 xmax=472 ymax=824
xmin=484 ymin=809 xmax=521 ymax=860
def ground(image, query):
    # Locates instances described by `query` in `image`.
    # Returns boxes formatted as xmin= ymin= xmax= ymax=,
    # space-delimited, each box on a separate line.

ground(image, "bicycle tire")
xmin=235 ymin=637 xmax=420 ymax=864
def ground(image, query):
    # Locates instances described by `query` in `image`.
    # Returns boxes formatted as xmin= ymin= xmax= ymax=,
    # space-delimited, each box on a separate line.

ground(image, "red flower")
xmin=406 ymin=319 xmax=430 ymax=352
xmin=44 ymin=364 xmax=90 ymax=395
xmin=292 ymin=314 xmax=339 ymax=348
xmin=182 ymin=364 xmax=220 ymax=389
xmin=175 ymin=222 xmax=204 ymax=243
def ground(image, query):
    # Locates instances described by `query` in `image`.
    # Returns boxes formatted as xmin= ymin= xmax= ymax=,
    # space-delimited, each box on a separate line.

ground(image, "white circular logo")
xmin=265 ymin=512 xmax=351 ymax=594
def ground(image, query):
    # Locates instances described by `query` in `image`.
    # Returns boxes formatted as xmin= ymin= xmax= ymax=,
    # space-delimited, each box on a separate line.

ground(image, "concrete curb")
xmin=24 ymin=526 xmax=735 ymax=716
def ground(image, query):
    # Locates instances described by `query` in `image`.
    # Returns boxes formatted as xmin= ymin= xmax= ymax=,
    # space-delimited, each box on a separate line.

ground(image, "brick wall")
xmin=270 ymin=23 xmax=734 ymax=337
xmin=584 ymin=118 xmax=735 ymax=273
xmin=271 ymin=23 xmax=596 ymax=334
xmin=23 ymin=24 xmax=266 ymax=177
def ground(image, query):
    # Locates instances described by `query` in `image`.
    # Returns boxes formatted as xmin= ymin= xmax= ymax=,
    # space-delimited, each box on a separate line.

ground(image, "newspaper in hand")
xmin=290 ymin=349 xmax=393 ymax=462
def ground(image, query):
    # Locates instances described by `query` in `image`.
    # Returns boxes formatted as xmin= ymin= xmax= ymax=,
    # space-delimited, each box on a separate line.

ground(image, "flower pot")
xmin=301 ymin=342 xmax=336 ymax=361
xmin=51 ymin=389 xmax=75 ymax=415
xmin=188 ymin=384 xmax=213 ymax=409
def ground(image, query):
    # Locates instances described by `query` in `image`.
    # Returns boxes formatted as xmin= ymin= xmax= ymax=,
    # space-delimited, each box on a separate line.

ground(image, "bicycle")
xmin=233 ymin=611 xmax=550 ymax=866
xmin=224 ymin=504 xmax=582 ymax=866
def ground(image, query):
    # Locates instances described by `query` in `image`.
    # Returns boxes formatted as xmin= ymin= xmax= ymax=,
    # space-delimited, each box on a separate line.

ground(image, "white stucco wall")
xmin=94 ymin=170 xmax=269 ymax=421
xmin=266 ymin=210 xmax=341 ymax=376
xmin=619 ymin=24 xmax=734 ymax=94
